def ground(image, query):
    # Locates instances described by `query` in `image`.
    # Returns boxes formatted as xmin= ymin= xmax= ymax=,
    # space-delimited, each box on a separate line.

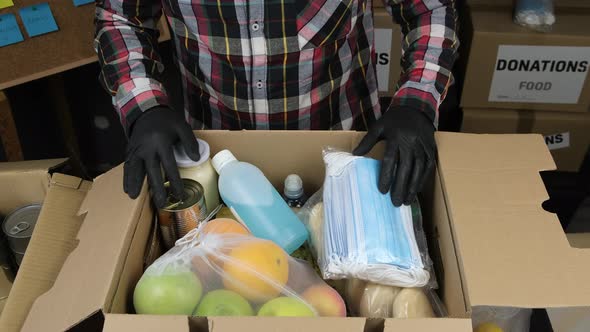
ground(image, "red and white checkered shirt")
xmin=95 ymin=0 xmax=458 ymax=131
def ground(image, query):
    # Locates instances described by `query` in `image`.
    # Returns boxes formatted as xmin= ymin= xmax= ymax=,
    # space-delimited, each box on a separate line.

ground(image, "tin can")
xmin=158 ymin=179 xmax=207 ymax=249
xmin=2 ymin=204 xmax=41 ymax=266
xmin=0 ymin=215 xmax=15 ymax=281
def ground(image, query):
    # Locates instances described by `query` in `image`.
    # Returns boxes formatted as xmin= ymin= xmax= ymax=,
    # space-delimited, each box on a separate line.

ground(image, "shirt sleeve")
xmin=94 ymin=0 xmax=169 ymax=133
xmin=384 ymin=0 xmax=459 ymax=127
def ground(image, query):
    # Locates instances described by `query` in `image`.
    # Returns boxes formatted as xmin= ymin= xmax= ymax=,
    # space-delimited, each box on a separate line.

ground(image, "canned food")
xmin=158 ymin=179 xmax=207 ymax=249
xmin=2 ymin=204 xmax=41 ymax=266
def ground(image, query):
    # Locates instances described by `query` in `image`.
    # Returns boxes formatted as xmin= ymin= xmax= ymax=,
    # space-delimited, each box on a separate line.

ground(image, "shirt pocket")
xmin=175 ymin=0 xmax=246 ymax=55
xmin=296 ymin=0 xmax=357 ymax=50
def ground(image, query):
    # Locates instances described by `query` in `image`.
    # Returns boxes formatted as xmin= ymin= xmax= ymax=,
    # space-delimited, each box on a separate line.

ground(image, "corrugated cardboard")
xmin=16 ymin=131 xmax=590 ymax=331
xmin=461 ymin=8 xmax=590 ymax=112
xmin=0 ymin=159 xmax=67 ymax=322
xmin=0 ymin=171 xmax=90 ymax=332
xmin=437 ymin=133 xmax=590 ymax=308
xmin=20 ymin=131 xmax=471 ymax=332
xmin=462 ymin=108 xmax=590 ymax=171
xmin=374 ymin=8 xmax=402 ymax=96
xmin=467 ymin=0 xmax=590 ymax=10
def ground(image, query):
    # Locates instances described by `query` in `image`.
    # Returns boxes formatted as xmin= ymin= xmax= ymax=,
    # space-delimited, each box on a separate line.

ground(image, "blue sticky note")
xmin=19 ymin=3 xmax=59 ymax=38
xmin=0 ymin=13 xmax=24 ymax=47
xmin=73 ymin=0 xmax=94 ymax=6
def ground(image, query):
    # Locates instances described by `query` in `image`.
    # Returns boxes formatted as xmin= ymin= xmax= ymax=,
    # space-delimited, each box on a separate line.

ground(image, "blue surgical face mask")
xmin=320 ymin=150 xmax=429 ymax=288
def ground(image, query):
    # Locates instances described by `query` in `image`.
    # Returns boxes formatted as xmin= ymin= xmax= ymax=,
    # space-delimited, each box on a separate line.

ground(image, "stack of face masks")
xmin=320 ymin=149 xmax=430 ymax=288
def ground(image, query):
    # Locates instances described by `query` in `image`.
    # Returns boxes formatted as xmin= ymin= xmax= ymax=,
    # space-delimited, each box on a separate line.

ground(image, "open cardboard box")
xmin=0 ymin=159 xmax=76 ymax=317
xmin=5 ymin=131 xmax=590 ymax=332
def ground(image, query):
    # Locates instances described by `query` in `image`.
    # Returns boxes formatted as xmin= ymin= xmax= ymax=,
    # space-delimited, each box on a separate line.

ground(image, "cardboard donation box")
xmin=374 ymin=8 xmax=402 ymax=96
xmin=461 ymin=8 xmax=590 ymax=112
xmin=462 ymin=108 xmax=590 ymax=172
xmin=0 ymin=159 xmax=74 ymax=318
xmin=3 ymin=131 xmax=590 ymax=332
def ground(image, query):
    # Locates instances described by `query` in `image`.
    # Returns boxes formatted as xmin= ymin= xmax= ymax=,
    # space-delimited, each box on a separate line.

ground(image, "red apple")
xmin=302 ymin=284 xmax=346 ymax=317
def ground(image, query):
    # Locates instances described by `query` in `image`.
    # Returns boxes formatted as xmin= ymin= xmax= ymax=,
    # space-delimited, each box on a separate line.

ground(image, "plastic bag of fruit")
xmin=472 ymin=306 xmax=532 ymax=332
xmin=133 ymin=218 xmax=346 ymax=317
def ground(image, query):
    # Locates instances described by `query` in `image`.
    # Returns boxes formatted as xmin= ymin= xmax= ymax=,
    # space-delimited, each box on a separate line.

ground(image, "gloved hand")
xmin=124 ymin=106 xmax=200 ymax=208
xmin=353 ymin=106 xmax=436 ymax=207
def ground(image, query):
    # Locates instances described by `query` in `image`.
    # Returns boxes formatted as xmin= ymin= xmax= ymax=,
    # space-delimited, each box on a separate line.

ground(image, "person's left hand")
xmin=353 ymin=106 xmax=436 ymax=207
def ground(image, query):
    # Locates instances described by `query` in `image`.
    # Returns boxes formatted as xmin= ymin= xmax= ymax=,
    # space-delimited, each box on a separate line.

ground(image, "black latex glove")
xmin=353 ymin=106 xmax=436 ymax=207
xmin=124 ymin=106 xmax=200 ymax=208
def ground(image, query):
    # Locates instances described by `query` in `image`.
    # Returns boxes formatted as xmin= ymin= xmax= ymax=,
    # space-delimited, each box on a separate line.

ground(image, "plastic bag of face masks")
xmin=472 ymin=306 xmax=532 ymax=332
xmin=133 ymin=216 xmax=347 ymax=317
xmin=298 ymin=148 xmax=434 ymax=288
xmin=514 ymin=0 xmax=555 ymax=32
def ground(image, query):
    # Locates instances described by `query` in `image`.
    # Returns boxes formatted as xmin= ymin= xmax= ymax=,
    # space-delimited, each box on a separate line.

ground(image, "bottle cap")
xmin=174 ymin=138 xmax=210 ymax=168
xmin=212 ymin=150 xmax=237 ymax=174
xmin=284 ymin=174 xmax=304 ymax=199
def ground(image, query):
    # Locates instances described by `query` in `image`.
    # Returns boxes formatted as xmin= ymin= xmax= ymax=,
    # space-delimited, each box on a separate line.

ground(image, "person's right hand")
xmin=124 ymin=106 xmax=200 ymax=208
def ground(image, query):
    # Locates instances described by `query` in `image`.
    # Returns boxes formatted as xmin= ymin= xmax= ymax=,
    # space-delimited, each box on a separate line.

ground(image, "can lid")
xmin=212 ymin=150 xmax=237 ymax=174
xmin=174 ymin=138 xmax=210 ymax=168
xmin=162 ymin=179 xmax=204 ymax=211
xmin=284 ymin=174 xmax=304 ymax=199
xmin=2 ymin=204 xmax=41 ymax=238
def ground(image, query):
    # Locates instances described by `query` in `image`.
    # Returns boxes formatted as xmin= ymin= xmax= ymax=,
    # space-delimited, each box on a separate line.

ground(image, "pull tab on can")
xmin=9 ymin=222 xmax=30 ymax=235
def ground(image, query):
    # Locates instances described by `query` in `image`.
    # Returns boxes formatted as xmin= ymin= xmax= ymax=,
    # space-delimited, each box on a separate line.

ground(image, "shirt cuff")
xmin=114 ymin=78 xmax=169 ymax=133
xmin=391 ymin=84 xmax=439 ymax=128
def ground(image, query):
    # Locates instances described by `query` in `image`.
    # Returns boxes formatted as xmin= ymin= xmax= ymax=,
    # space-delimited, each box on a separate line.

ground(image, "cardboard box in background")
xmin=461 ymin=8 xmax=590 ymax=112
xmin=462 ymin=108 xmax=590 ymax=172
xmin=374 ymin=8 xmax=402 ymax=96
xmin=467 ymin=0 xmax=590 ymax=10
xmin=0 ymin=159 xmax=90 ymax=331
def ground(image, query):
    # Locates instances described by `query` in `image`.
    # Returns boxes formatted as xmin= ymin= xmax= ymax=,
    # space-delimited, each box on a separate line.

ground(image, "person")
xmin=95 ymin=0 xmax=458 ymax=208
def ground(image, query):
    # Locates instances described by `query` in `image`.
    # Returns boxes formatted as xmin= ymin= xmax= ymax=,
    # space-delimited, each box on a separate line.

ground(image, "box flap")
xmin=20 ymin=165 xmax=148 ymax=332
xmin=103 ymin=314 xmax=190 ymax=332
xmin=383 ymin=318 xmax=472 ymax=332
xmin=0 ymin=158 xmax=67 ymax=215
xmin=436 ymin=132 xmax=590 ymax=308
xmin=0 ymin=173 xmax=90 ymax=332
xmin=209 ymin=317 xmax=366 ymax=332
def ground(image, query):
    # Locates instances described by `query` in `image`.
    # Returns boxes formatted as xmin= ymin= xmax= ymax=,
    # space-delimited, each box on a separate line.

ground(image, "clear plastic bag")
xmin=299 ymin=148 xmax=434 ymax=288
xmin=133 ymin=218 xmax=346 ymax=317
xmin=343 ymin=278 xmax=446 ymax=318
xmin=472 ymin=306 xmax=532 ymax=332
xmin=514 ymin=0 xmax=555 ymax=32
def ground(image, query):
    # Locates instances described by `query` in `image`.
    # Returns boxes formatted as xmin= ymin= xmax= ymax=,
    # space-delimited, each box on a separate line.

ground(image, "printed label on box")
xmin=375 ymin=28 xmax=393 ymax=92
xmin=0 ymin=13 xmax=24 ymax=47
xmin=544 ymin=132 xmax=570 ymax=150
xmin=489 ymin=45 xmax=590 ymax=104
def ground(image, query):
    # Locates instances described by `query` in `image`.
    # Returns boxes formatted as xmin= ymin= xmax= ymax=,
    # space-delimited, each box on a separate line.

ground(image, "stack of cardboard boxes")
xmin=460 ymin=3 xmax=590 ymax=172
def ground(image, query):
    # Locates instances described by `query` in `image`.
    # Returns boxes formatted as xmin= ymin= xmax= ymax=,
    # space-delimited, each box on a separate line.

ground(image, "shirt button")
xmin=256 ymin=81 xmax=263 ymax=89
xmin=251 ymin=22 xmax=260 ymax=31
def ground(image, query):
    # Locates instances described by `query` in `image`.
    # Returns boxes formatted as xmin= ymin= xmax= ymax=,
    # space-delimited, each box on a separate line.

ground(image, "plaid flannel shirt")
xmin=95 ymin=0 xmax=458 ymax=131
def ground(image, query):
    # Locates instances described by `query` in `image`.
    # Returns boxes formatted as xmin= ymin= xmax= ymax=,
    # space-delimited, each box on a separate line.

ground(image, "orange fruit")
xmin=201 ymin=218 xmax=250 ymax=236
xmin=222 ymin=240 xmax=289 ymax=302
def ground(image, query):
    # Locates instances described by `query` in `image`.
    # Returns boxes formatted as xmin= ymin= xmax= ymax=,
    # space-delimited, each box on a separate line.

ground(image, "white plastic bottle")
xmin=174 ymin=138 xmax=220 ymax=214
xmin=212 ymin=150 xmax=308 ymax=254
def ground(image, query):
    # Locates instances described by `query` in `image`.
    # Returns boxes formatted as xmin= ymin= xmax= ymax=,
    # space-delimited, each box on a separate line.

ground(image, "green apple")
xmin=257 ymin=297 xmax=316 ymax=317
xmin=193 ymin=289 xmax=254 ymax=316
xmin=134 ymin=269 xmax=202 ymax=315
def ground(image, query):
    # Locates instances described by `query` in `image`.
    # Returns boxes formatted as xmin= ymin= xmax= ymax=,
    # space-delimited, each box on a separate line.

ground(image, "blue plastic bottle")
xmin=211 ymin=150 xmax=308 ymax=254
